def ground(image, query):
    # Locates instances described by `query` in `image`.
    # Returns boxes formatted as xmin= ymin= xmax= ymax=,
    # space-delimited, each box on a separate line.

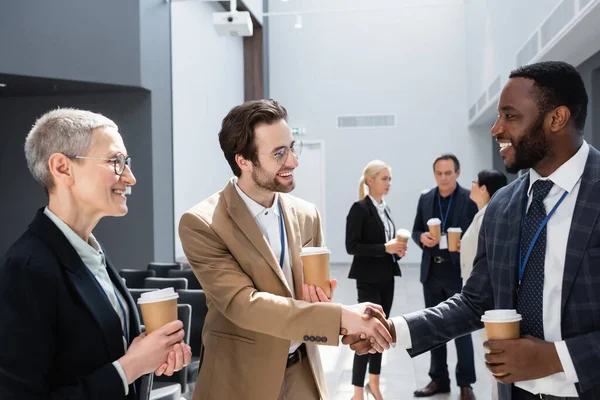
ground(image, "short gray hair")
xmin=24 ymin=108 xmax=117 ymax=191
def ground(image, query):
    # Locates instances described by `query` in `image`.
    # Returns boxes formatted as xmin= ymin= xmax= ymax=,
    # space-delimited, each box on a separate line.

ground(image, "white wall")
xmin=465 ymin=0 xmax=562 ymax=109
xmin=172 ymin=1 xmax=244 ymax=258
xmin=268 ymin=0 xmax=491 ymax=264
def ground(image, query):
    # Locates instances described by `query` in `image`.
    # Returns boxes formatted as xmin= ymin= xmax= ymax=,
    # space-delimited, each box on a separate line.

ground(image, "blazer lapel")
xmin=280 ymin=195 xmax=304 ymax=299
xmin=449 ymin=185 xmax=466 ymax=230
xmin=29 ymin=210 xmax=125 ymax=361
xmin=562 ymin=148 xmax=600 ymax=315
xmin=365 ymin=198 xmax=386 ymax=241
xmin=224 ymin=183 xmax=291 ymax=293
xmin=504 ymin=174 xmax=530 ymax=309
xmin=105 ymin=253 xmax=142 ymax=338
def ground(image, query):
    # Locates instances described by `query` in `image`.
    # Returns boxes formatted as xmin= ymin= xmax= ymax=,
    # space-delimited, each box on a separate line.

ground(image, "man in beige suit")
xmin=179 ymin=99 xmax=393 ymax=400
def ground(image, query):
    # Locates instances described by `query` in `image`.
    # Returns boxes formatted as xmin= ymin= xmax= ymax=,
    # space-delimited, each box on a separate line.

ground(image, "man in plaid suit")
xmin=344 ymin=61 xmax=600 ymax=400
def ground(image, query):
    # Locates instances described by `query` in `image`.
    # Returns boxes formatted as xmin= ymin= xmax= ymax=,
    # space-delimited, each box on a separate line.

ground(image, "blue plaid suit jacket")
xmin=404 ymin=145 xmax=600 ymax=400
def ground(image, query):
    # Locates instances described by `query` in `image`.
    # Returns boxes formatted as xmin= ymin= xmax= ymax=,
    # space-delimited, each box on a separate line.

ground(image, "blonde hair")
xmin=24 ymin=108 xmax=117 ymax=191
xmin=358 ymin=160 xmax=391 ymax=200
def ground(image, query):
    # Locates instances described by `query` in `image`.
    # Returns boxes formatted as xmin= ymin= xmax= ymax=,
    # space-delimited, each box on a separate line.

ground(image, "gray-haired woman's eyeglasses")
xmin=66 ymin=153 xmax=131 ymax=175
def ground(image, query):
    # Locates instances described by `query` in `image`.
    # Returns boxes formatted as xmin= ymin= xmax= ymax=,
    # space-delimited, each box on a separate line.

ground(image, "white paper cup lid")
xmin=448 ymin=227 xmax=462 ymax=233
xmin=481 ymin=309 xmax=522 ymax=323
xmin=396 ymin=229 xmax=411 ymax=238
xmin=427 ymin=218 xmax=441 ymax=226
xmin=137 ymin=287 xmax=179 ymax=304
xmin=300 ymin=246 xmax=330 ymax=256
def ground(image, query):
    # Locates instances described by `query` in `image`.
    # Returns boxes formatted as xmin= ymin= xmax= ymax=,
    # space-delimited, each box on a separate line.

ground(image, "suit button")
xmin=309 ymin=336 xmax=316 ymax=342
xmin=303 ymin=335 xmax=310 ymax=341
xmin=315 ymin=337 xmax=322 ymax=342
xmin=322 ymin=337 xmax=327 ymax=343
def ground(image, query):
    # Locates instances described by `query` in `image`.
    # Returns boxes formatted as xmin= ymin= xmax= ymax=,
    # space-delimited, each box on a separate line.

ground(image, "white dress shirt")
xmin=368 ymin=195 xmax=393 ymax=241
xmin=391 ymin=141 xmax=589 ymax=397
xmin=233 ymin=178 xmax=301 ymax=354
xmin=44 ymin=208 xmax=131 ymax=395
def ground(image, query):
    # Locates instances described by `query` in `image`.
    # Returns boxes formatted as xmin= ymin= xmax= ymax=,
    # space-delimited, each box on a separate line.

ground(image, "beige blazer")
xmin=460 ymin=204 xmax=487 ymax=281
xmin=179 ymin=181 xmax=342 ymax=400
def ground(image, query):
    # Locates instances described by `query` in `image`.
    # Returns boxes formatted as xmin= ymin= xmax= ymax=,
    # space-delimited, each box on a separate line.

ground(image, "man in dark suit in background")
xmin=345 ymin=61 xmax=600 ymax=400
xmin=411 ymin=154 xmax=478 ymax=399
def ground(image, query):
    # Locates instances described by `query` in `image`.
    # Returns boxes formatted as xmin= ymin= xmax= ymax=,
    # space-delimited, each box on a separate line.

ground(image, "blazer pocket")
xmin=209 ymin=330 xmax=255 ymax=344
xmin=302 ymin=238 xmax=314 ymax=247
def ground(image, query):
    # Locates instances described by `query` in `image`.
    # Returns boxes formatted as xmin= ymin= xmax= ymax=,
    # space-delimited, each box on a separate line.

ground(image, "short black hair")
xmin=510 ymin=61 xmax=588 ymax=133
xmin=477 ymin=169 xmax=507 ymax=198
xmin=433 ymin=153 xmax=460 ymax=172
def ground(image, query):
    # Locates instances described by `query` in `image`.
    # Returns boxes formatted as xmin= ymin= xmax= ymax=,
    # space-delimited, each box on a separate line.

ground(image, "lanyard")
xmin=91 ymin=273 xmax=129 ymax=346
xmin=518 ymin=190 xmax=568 ymax=282
xmin=437 ymin=192 xmax=454 ymax=231
xmin=278 ymin=201 xmax=285 ymax=269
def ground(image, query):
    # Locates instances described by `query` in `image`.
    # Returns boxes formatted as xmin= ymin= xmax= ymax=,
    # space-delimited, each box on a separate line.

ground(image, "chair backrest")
xmin=167 ymin=269 xmax=202 ymax=290
xmin=119 ymin=269 xmax=157 ymax=289
xmin=144 ymin=277 xmax=188 ymax=291
xmin=152 ymin=303 xmax=192 ymax=392
xmin=147 ymin=262 xmax=182 ymax=278
xmin=176 ymin=289 xmax=207 ymax=357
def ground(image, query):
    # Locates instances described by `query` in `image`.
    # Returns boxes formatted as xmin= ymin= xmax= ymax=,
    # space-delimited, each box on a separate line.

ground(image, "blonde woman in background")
xmin=345 ymin=160 xmax=407 ymax=400
xmin=458 ymin=169 xmax=507 ymax=400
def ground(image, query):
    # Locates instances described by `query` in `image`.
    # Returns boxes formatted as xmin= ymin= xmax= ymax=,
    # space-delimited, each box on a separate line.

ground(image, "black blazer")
xmin=0 ymin=209 xmax=149 ymax=400
xmin=411 ymin=184 xmax=478 ymax=284
xmin=346 ymin=197 xmax=401 ymax=283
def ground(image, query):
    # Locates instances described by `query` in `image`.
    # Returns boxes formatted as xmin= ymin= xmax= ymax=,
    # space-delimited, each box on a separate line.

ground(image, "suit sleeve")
xmin=403 ymin=216 xmax=494 ymax=356
xmin=179 ymin=211 xmax=342 ymax=346
xmin=412 ymin=194 xmax=426 ymax=249
xmin=313 ymin=204 xmax=324 ymax=247
xmin=564 ymin=330 xmax=600 ymax=391
xmin=345 ymin=202 xmax=386 ymax=257
xmin=0 ymin=256 xmax=125 ymax=400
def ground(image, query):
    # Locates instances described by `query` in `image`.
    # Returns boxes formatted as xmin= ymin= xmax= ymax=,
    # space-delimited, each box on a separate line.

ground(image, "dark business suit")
xmin=346 ymin=197 xmax=401 ymax=385
xmin=411 ymin=184 xmax=478 ymax=388
xmin=404 ymin=146 xmax=600 ymax=400
xmin=0 ymin=209 xmax=150 ymax=400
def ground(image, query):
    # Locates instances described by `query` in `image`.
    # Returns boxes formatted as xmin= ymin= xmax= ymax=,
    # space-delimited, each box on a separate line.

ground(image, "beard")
xmin=505 ymin=115 xmax=552 ymax=174
xmin=251 ymin=162 xmax=295 ymax=193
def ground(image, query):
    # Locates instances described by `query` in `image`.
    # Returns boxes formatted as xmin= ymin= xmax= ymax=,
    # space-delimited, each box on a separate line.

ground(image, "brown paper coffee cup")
xmin=481 ymin=310 xmax=522 ymax=376
xmin=138 ymin=288 xmax=179 ymax=334
xmin=300 ymin=247 xmax=331 ymax=298
xmin=447 ymin=227 xmax=462 ymax=252
xmin=396 ymin=228 xmax=411 ymax=245
xmin=427 ymin=218 xmax=442 ymax=241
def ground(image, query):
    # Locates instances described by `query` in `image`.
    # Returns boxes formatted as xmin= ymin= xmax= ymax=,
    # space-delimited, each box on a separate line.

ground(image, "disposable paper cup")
xmin=137 ymin=288 xmax=179 ymax=334
xmin=481 ymin=309 xmax=522 ymax=376
xmin=396 ymin=229 xmax=411 ymax=245
xmin=300 ymin=247 xmax=331 ymax=298
xmin=447 ymin=227 xmax=462 ymax=252
xmin=427 ymin=218 xmax=442 ymax=241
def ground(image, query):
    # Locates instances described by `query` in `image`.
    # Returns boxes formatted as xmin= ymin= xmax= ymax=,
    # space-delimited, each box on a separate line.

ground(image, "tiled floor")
xmin=321 ymin=263 xmax=494 ymax=400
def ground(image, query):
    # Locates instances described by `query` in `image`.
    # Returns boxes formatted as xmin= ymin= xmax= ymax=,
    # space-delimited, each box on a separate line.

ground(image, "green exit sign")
xmin=292 ymin=127 xmax=306 ymax=136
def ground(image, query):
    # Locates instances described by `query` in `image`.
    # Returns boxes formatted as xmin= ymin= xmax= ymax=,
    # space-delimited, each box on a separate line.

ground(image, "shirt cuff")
xmin=390 ymin=316 xmax=412 ymax=349
xmin=555 ymin=341 xmax=579 ymax=383
xmin=113 ymin=360 xmax=130 ymax=396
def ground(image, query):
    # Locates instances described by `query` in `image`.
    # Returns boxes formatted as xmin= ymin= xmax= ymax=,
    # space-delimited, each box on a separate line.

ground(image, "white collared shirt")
xmin=44 ymin=207 xmax=130 ymax=395
xmin=391 ymin=141 xmax=589 ymax=397
xmin=232 ymin=178 xmax=301 ymax=354
xmin=368 ymin=195 xmax=393 ymax=241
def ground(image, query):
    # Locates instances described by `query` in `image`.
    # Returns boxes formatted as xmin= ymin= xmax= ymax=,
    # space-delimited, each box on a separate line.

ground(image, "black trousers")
xmin=512 ymin=385 xmax=579 ymax=400
xmin=423 ymin=263 xmax=476 ymax=388
xmin=351 ymin=279 xmax=395 ymax=387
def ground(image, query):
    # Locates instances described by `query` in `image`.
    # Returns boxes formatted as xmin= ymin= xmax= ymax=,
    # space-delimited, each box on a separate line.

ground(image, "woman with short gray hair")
xmin=0 ymin=108 xmax=191 ymax=399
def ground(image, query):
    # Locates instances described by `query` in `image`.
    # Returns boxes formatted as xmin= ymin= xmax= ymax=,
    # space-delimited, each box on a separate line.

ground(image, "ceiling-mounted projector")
xmin=213 ymin=11 xmax=253 ymax=37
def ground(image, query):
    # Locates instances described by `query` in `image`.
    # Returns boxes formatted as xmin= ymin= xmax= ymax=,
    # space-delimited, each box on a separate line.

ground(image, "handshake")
xmin=340 ymin=304 xmax=396 ymax=354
